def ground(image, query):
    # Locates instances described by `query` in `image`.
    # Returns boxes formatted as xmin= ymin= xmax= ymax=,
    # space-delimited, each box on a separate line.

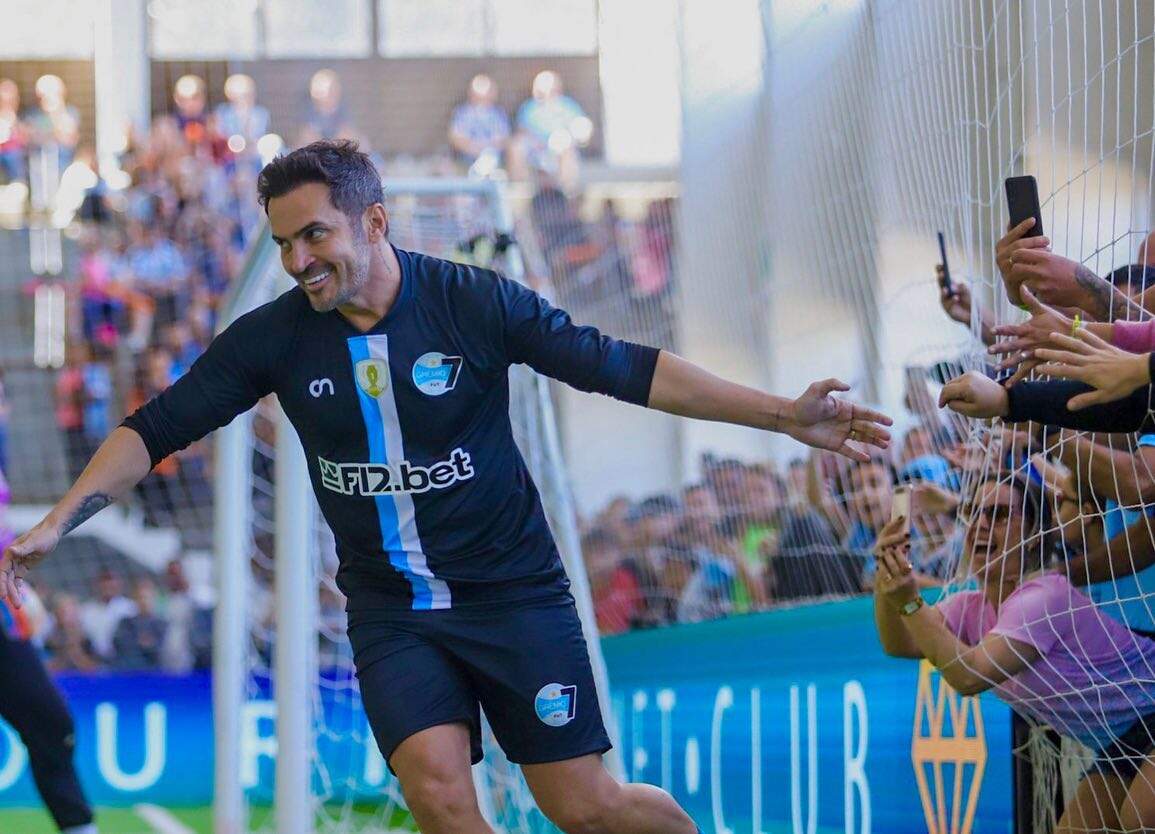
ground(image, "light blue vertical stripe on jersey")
xmin=347 ymin=336 xmax=435 ymax=608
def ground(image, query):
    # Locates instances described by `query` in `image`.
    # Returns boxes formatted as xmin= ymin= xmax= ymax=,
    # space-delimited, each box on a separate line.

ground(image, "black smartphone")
xmin=1005 ymin=175 xmax=1044 ymax=237
xmin=936 ymin=230 xmax=953 ymax=295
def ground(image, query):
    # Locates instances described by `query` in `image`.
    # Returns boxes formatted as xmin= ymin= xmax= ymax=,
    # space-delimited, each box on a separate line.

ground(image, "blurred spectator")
xmin=844 ymin=455 xmax=894 ymax=558
xmin=126 ymin=221 xmax=189 ymax=328
xmin=54 ymin=344 xmax=91 ymax=480
xmin=80 ymin=345 xmax=114 ymax=450
xmin=25 ymin=74 xmax=79 ymax=167
xmin=158 ymin=558 xmax=212 ymax=671
xmin=215 ymin=73 xmax=270 ymax=155
xmin=80 ymin=570 xmax=137 ymax=662
xmin=44 ymin=592 xmax=101 ymax=672
xmin=112 ymin=578 xmax=167 ymax=670
xmin=0 ymin=78 xmax=27 ymax=185
xmin=160 ymin=322 xmax=204 ymax=379
xmin=172 ymin=74 xmax=210 ymax=149
xmin=671 ymin=483 xmax=764 ymax=620
xmin=587 ymin=528 xmax=644 ymax=635
xmin=77 ymin=230 xmax=126 ymax=350
xmin=510 ymin=70 xmax=593 ymax=189
xmin=448 ymin=74 xmax=511 ymax=176
xmin=299 ymin=69 xmax=359 ymax=146
xmin=0 ymin=368 xmax=8 ymax=474
xmin=129 ymin=348 xmax=181 ymax=526
xmin=631 ymin=198 xmax=677 ymax=298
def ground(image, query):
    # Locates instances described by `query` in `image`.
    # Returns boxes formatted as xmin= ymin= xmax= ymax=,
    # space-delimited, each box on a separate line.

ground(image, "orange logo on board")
xmin=911 ymin=660 xmax=988 ymax=834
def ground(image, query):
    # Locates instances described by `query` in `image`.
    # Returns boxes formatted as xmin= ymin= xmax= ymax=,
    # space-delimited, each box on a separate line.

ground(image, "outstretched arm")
xmin=1 ymin=427 xmax=151 ymax=604
xmin=646 ymin=351 xmax=892 ymax=462
xmin=2 ymin=308 xmax=278 ymax=605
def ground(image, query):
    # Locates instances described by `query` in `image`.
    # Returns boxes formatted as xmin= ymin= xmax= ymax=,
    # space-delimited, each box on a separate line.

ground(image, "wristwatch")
xmin=898 ymin=597 xmax=925 ymax=617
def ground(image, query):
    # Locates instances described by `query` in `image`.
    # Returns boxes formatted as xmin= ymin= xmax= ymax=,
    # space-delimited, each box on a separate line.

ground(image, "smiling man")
xmin=2 ymin=140 xmax=892 ymax=834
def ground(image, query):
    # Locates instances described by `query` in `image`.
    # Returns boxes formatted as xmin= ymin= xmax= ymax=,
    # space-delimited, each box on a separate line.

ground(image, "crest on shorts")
xmin=354 ymin=358 xmax=390 ymax=398
xmin=534 ymin=683 xmax=577 ymax=727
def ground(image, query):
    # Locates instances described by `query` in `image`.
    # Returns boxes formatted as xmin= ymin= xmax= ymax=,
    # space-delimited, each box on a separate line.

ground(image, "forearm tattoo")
xmin=60 ymin=493 xmax=113 ymax=536
xmin=1074 ymin=263 xmax=1141 ymax=321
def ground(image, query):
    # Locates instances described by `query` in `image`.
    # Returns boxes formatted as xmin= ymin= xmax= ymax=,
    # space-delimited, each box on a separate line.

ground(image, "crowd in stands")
xmin=583 ymin=390 xmax=965 ymax=634
xmin=0 ymin=65 xmax=674 ymax=675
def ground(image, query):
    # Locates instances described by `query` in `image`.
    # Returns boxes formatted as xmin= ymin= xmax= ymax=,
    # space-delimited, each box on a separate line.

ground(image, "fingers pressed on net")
xmin=1034 ymin=348 xmax=1086 ymax=366
xmin=1047 ymin=330 xmax=1092 ymax=346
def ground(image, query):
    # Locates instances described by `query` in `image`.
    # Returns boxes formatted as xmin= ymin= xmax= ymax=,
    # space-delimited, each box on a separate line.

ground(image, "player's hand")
xmin=1033 ymin=328 xmax=1152 ymax=410
xmin=872 ymin=516 xmax=918 ymax=606
xmin=787 ymin=378 xmax=893 ymax=463
xmin=938 ymin=371 xmax=1010 ymax=419
xmin=996 ymin=217 xmax=1050 ymax=303
xmin=938 ymin=273 xmax=971 ymax=325
xmin=0 ymin=521 xmax=60 ymax=607
xmin=987 ymin=286 xmax=1073 ymax=386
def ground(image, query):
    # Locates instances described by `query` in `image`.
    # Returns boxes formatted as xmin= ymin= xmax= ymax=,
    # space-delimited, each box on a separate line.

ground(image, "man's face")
xmin=269 ymin=183 xmax=372 ymax=313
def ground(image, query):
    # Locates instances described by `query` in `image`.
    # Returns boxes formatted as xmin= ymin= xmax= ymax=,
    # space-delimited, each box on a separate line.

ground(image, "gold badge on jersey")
xmin=354 ymin=358 xmax=390 ymax=398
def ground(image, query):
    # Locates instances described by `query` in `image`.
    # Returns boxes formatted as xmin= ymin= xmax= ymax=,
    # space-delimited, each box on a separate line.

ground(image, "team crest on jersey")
xmin=534 ymin=683 xmax=578 ymax=727
xmin=354 ymin=358 xmax=390 ymax=397
xmin=412 ymin=352 xmax=463 ymax=396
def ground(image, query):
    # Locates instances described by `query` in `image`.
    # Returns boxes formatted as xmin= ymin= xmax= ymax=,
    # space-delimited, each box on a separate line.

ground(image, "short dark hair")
xmin=1106 ymin=263 xmax=1155 ymax=296
xmin=256 ymin=140 xmax=384 ymax=229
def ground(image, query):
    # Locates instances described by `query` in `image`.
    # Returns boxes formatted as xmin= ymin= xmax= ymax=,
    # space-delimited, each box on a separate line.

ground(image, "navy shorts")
xmin=346 ymin=596 xmax=612 ymax=769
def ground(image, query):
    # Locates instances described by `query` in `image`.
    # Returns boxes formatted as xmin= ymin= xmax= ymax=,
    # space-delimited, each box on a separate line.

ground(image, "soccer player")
xmin=2 ymin=140 xmax=892 ymax=834
xmin=0 ymin=470 xmax=97 ymax=834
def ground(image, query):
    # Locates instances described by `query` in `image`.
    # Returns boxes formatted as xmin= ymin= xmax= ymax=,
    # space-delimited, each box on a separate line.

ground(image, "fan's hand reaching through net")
xmin=988 ymin=286 xmax=1074 ymax=386
xmin=938 ymin=371 xmax=1010 ymax=420
xmin=1033 ymin=328 xmax=1152 ymax=410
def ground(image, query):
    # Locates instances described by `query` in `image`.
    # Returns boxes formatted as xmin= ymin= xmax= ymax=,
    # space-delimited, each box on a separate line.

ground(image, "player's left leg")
xmin=522 ymin=753 xmax=697 ymax=834
xmin=440 ymin=597 xmax=700 ymax=834
xmin=0 ymin=630 xmax=96 ymax=833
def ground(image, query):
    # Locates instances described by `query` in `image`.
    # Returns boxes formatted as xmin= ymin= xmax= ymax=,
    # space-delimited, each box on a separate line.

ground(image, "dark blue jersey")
xmin=124 ymin=247 xmax=659 ymax=610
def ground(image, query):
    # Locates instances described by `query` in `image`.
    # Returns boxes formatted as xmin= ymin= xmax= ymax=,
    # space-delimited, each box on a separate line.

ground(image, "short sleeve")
xmin=121 ymin=301 xmax=287 ymax=467
xmin=494 ymin=273 xmax=659 ymax=406
xmin=989 ymin=575 xmax=1070 ymax=656
xmin=935 ymin=591 xmax=981 ymax=642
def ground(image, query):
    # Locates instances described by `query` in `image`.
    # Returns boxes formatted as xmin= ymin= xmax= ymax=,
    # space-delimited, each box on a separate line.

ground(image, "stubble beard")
xmin=313 ymin=245 xmax=371 ymax=313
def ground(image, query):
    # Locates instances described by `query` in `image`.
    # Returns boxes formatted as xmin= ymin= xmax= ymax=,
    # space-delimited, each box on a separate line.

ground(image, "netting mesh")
xmin=759 ymin=2 xmax=1155 ymax=831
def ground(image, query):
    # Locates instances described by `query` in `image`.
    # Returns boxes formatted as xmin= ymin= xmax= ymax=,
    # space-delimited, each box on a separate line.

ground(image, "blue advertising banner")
xmin=0 ymin=595 xmax=1013 ymax=834
xmin=601 ymin=595 xmax=1013 ymax=834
